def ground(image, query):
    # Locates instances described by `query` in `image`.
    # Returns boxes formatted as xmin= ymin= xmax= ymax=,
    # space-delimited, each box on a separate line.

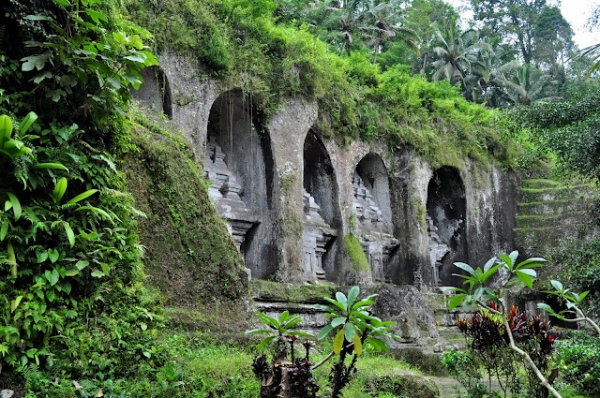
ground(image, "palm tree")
xmin=465 ymin=38 xmax=520 ymax=106
xmin=494 ymin=63 xmax=554 ymax=105
xmin=323 ymin=0 xmax=420 ymax=60
xmin=429 ymin=17 xmax=490 ymax=87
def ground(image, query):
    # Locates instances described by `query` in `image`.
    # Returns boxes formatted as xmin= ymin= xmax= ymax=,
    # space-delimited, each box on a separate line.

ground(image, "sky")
xmin=444 ymin=0 xmax=599 ymax=48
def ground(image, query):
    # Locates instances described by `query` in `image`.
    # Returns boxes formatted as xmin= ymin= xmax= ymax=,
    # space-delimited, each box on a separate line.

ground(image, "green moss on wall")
xmin=249 ymin=280 xmax=335 ymax=304
xmin=121 ymin=115 xmax=247 ymax=306
xmin=344 ymin=233 xmax=371 ymax=273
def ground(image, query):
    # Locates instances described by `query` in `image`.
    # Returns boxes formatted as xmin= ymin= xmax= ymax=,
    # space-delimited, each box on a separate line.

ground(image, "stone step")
xmin=516 ymin=212 xmax=589 ymax=229
xmin=521 ymin=178 xmax=564 ymax=189
xmin=518 ymin=199 xmax=591 ymax=216
xmin=520 ymin=185 xmax=591 ymax=203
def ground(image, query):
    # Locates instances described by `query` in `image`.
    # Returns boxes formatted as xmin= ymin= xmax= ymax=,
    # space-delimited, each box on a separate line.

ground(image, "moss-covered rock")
xmin=249 ymin=280 xmax=336 ymax=303
xmin=365 ymin=374 xmax=440 ymax=398
xmin=121 ymin=117 xmax=248 ymax=306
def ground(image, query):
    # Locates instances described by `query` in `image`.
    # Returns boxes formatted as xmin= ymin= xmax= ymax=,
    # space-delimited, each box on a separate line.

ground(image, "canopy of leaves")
xmin=513 ymin=85 xmax=600 ymax=177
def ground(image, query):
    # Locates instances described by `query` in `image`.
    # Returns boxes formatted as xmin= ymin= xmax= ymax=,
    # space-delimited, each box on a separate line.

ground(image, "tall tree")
xmin=429 ymin=17 xmax=491 ymax=86
xmin=469 ymin=0 xmax=571 ymax=67
xmin=533 ymin=5 xmax=574 ymax=75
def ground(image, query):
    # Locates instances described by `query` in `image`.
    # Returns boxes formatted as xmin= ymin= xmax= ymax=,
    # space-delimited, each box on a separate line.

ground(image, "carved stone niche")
xmin=351 ymin=172 xmax=398 ymax=283
xmin=302 ymin=189 xmax=337 ymax=282
xmin=204 ymin=137 xmax=259 ymax=254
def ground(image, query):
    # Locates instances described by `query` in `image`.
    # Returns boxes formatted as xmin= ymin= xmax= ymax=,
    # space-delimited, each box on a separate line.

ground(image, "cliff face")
xmin=131 ymin=55 xmax=520 ymax=294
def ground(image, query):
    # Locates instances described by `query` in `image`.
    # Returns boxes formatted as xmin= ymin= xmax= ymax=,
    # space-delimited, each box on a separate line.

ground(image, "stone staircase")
xmin=515 ymin=178 xmax=598 ymax=258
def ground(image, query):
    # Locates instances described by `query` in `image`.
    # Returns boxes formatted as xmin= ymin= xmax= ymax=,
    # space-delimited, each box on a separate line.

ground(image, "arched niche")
xmin=355 ymin=153 xmax=393 ymax=234
xmin=204 ymin=90 xmax=276 ymax=279
xmin=352 ymin=153 xmax=398 ymax=283
xmin=426 ymin=166 xmax=467 ymax=287
xmin=302 ymin=130 xmax=341 ymax=281
xmin=133 ymin=66 xmax=173 ymax=118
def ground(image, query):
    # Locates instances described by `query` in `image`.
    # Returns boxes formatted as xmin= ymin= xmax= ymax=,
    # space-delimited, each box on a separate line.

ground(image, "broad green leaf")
xmin=0 ymin=114 xmax=13 ymax=143
xmin=481 ymin=264 xmax=503 ymax=283
xmin=100 ymin=262 xmax=110 ymax=276
xmin=75 ymin=260 xmax=89 ymax=270
xmin=21 ymin=54 xmax=49 ymax=71
xmin=473 ymin=287 xmax=484 ymax=302
xmin=85 ymin=9 xmax=108 ymax=23
xmin=313 ymin=304 xmax=330 ymax=312
xmin=333 ymin=329 xmax=344 ymax=354
xmin=0 ymin=220 xmax=8 ymax=241
xmin=244 ymin=328 xmax=273 ymax=335
xmin=256 ymin=312 xmax=280 ymax=328
xmin=62 ymin=281 xmax=71 ymax=294
xmin=283 ymin=316 xmax=302 ymax=329
xmin=353 ymin=333 xmax=362 ymax=356
xmin=347 ymin=286 xmax=360 ymax=308
xmin=91 ymin=270 xmax=105 ymax=278
xmin=33 ymin=162 xmax=68 ymax=171
xmin=35 ymin=249 xmax=48 ymax=263
xmin=550 ymin=280 xmax=563 ymax=293
xmin=63 ymin=222 xmax=75 ymax=247
xmin=19 ymin=111 xmax=38 ymax=135
xmin=537 ymin=303 xmax=555 ymax=314
xmin=53 ymin=177 xmax=68 ymax=204
xmin=517 ymin=268 xmax=537 ymax=277
xmin=577 ymin=291 xmax=589 ymax=303
xmin=508 ymin=251 xmax=519 ymax=265
xmin=483 ymin=257 xmax=496 ymax=273
xmin=447 ymin=294 xmax=467 ymax=311
xmin=515 ymin=257 xmax=546 ymax=269
xmin=498 ymin=253 xmax=513 ymax=270
xmin=318 ymin=324 xmax=334 ymax=340
xmin=279 ymin=311 xmax=290 ymax=323
xmin=331 ymin=317 xmax=346 ymax=328
xmin=11 ymin=295 xmax=23 ymax=313
xmin=46 ymin=269 xmax=59 ymax=286
xmin=515 ymin=270 xmax=533 ymax=289
xmin=64 ymin=268 xmax=79 ymax=277
xmin=6 ymin=193 xmax=21 ymax=221
xmin=24 ymin=15 xmax=53 ymax=21
xmin=344 ymin=323 xmax=355 ymax=342
xmin=67 ymin=189 xmax=99 ymax=204
xmin=453 ymin=262 xmax=476 ymax=276
xmin=7 ymin=242 xmax=16 ymax=264
xmin=75 ymin=205 xmax=111 ymax=220
xmin=323 ymin=296 xmax=347 ymax=313
xmin=48 ymin=248 xmax=59 ymax=263
xmin=335 ymin=292 xmax=348 ymax=311
xmin=352 ymin=295 xmax=378 ymax=309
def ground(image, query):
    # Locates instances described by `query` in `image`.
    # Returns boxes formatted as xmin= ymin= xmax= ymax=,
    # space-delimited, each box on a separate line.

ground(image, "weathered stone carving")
xmin=351 ymin=172 xmax=398 ymax=282
xmin=205 ymin=137 xmax=258 ymax=253
xmin=302 ymin=189 xmax=337 ymax=282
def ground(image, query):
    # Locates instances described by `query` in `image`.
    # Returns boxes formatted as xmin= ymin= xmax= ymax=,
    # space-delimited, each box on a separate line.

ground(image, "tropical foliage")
xmin=0 ymin=0 xmax=162 ymax=389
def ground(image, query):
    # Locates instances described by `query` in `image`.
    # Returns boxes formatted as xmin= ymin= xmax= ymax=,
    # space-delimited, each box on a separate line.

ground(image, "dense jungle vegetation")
xmin=2 ymin=0 xmax=600 ymax=397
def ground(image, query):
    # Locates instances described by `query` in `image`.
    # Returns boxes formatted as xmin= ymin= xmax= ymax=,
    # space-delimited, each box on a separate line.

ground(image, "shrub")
xmin=556 ymin=331 xmax=600 ymax=397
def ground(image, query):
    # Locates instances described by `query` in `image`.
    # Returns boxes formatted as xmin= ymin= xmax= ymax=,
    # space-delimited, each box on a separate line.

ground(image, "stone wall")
xmin=132 ymin=54 xmax=520 ymax=291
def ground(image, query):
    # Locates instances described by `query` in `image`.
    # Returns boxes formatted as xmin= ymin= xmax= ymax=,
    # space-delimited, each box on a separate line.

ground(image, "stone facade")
xmin=133 ymin=54 xmax=519 ymax=290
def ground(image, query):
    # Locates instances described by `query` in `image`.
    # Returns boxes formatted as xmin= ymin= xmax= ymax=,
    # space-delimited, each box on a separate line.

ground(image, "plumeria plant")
xmin=246 ymin=286 xmax=399 ymax=398
xmin=444 ymin=250 xmax=600 ymax=398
